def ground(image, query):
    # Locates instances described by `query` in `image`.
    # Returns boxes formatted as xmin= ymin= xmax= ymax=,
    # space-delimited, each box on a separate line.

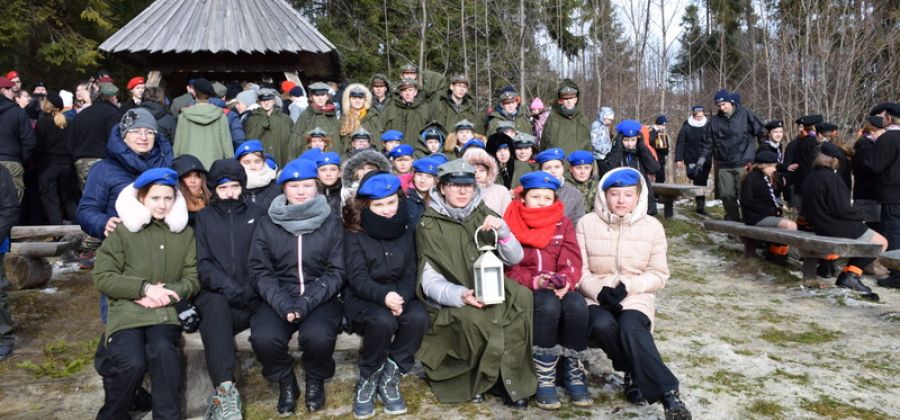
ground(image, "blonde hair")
xmin=41 ymin=98 xmax=67 ymax=129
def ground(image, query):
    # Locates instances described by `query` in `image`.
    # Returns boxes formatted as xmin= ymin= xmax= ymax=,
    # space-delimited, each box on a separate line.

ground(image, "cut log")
xmin=10 ymin=242 xmax=71 ymax=258
xmin=3 ymin=255 xmax=52 ymax=290
xmin=11 ymin=225 xmax=84 ymax=241
xmin=879 ymin=250 xmax=900 ymax=271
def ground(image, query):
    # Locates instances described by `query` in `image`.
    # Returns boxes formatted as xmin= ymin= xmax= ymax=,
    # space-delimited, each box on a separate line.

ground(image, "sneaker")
xmin=836 ymin=271 xmax=880 ymax=301
xmin=352 ymin=373 xmax=379 ymax=419
xmin=376 ymin=358 xmax=407 ymax=415
xmin=532 ymin=352 xmax=561 ymax=410
xmin=661 ymin=390 xmax=691 ymax=420
xmin=216 ymin=382 xmax=242 ymax=420
xmin=624 ymin=372 xmax=647 ymax=405
xmin=876 ymin=276 xmax=900 ymax=289
xmin=78 ymin=250 xmax=95 ymax=270
xmin=561 ymin=356 xmax=592 ymax=407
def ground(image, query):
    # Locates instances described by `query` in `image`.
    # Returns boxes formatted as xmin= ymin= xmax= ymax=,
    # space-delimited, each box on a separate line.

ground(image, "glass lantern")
xmin=473 ymin=227 xmax=505 ymax=305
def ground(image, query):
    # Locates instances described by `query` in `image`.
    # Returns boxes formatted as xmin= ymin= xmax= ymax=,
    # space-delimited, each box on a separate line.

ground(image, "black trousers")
xmin=349 ymin=300 xmax=429 ymax=377
xmin=587 ymin=307 xmax=678 ymax=404
xmin=249 ymin=299 xmax=342 ymax=382
xmin=194 ymin=290 xmax=254 ymax=385
xmin=532 ymin=289 xmax=588 ymax=351
xmin=882 ymin=204 xmax=900 ymax=279
xmin=37 ymin=162 xmax=78 ymax=225
xmin=654 ymin=151 xmax=668 ymax=183
xmin=96 ymin=324 xmax=183 ymax=420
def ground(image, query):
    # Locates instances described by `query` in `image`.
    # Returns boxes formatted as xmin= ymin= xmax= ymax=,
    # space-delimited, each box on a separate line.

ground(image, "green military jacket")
xmin=431 ymin=92 xmax=480 ymax=135
xmin=244 ymin=108 xmax=294 ymax=166
xmin=485 ymin=104 xmax=533 ymax=136
xmin=290 ymin=105 xmax=341 ymax=159
xmin=541 ymin=103 xmax=591 ymax=153
xmin=338 ymin=111 xmax=383 ymax=157
xmin=383 ymin=95 xmax=432 ymax=147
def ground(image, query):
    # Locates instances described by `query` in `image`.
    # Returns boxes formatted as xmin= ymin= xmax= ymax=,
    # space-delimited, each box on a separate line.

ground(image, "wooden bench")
xmin=703 ymin=220 xmax=883 ymax=280
xmin=3 ymin=225 xmax=86 ymax=289
xmin=180 ymin=330 xmax=361 ymax=417
xmin=878 ymin=250 xmax=900 ymax=272
xmin=652 ymin=183 xmax=705 ymax=218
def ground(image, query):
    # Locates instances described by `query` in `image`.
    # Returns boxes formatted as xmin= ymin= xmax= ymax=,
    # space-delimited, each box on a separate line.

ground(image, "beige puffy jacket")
xmin=576 ymin=167 xmax=669 ymax=326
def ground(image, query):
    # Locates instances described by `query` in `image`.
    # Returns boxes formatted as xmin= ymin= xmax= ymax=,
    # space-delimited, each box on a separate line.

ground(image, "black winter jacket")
xmin=342 ymin=225 xmax=418 ymax=322
xmin=867 ymin=128 xmax=900 ymax=204
xmin=249 ymin=214 xmax=345 ymax=320
xmin=0 ymin=96 xmax=36 ymax=163
xmin=195 ymin=198 xmax=268 ymax=310
xmin=69 ymin=101 xmax=122 ymax=161
xmin=740 ymin=170 xmax=781 ymax=226
xmin=674 ymin=119 xmax=706 ymax=164
xmin=783 ymin=135 xmax=818 ymax=195
xmin=0 ymin=165 xmax=19 ymax=241
xmin=244 ymin=182 xmax=280 ymax=208
xmin=138 ymin=101 xmax=177 ymax=145
xmin=801 ymin=167 xmax=866 ymax=239
xmin=35 ymin=116 xmax=71 ymax=165
xmin=700 ymin=105 xmax=764 ymax=168
xmin=602 ymin=134 xmax=660 ymax=177
xmin=852 ymin=135 xmax=878 ymax=200
xmin=320 ymin=182 xmax=342 ymax=216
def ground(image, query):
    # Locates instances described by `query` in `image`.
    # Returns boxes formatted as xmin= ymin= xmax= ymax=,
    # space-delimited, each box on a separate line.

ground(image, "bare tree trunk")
xmin=419 ymin=0 xmax=427 ymax=72
xmin=485 ymin=0 xmax=492 ymax=109
xmin=519 ymin=0 xmax=525 ymax=95
xmin=384 ymin=0 xmax=391 ymax=79
xmin=461 ymin=0 xmax=469 ymax=77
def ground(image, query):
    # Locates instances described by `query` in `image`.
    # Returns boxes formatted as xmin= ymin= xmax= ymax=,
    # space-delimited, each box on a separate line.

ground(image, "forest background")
xmin=0 ymin=0 xmax=897 ymax=132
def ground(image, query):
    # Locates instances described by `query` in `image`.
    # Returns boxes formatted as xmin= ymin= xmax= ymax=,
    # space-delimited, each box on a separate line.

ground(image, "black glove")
xmin=174 ymin=299 xmax=200 ymax=333
xmin=597 ymin=283 xmax=627 ymax=312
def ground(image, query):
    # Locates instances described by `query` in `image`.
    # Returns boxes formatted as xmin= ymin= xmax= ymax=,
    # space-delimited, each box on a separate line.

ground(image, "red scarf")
xmin=503 ymin=200 xmax=564 ymax=249
xmin=312 ymin=102 xmax=336 ymax=113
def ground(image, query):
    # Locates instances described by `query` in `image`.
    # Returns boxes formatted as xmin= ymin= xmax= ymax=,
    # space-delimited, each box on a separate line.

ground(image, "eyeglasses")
xmin=446 ymin=183 xmax=474 ymax=192
xmin=127 ymin=129 xmax=157 ymax=138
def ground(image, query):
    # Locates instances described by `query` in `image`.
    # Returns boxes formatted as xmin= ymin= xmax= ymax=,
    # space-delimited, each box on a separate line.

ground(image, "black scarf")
xmin=361 ymin=199 xmax=410 ymax=240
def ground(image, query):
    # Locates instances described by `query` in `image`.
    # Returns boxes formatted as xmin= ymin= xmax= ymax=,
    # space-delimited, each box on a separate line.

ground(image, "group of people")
xmin=2 ymin=63 xmax=896 ymax=420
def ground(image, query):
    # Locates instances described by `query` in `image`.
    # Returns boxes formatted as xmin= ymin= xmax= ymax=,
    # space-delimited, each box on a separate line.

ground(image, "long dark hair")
xmin=342 ymin=196 xmax=371 ymax=233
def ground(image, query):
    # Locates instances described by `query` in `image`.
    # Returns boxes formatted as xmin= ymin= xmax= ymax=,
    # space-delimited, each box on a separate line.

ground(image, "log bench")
xmin=703 ymin=220 xmax=883 ymax=280
xmin=652 ymin=183 xmax=705 ymax=218
xmin=878 ymin=250 xmax=900 ymax=272
xmin=3 ymin=225 xmax=86 ymax=289
xmin=180 ymin=330 xmax=361 ymax=417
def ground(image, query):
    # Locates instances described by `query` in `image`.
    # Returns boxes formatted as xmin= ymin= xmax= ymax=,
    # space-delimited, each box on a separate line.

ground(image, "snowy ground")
xmin=0 ymin=202 xmax=897 ymax=419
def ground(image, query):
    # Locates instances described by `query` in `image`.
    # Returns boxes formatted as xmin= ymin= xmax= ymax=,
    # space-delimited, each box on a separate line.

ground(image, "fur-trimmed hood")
xmin=462 ymin=147 xmax=498 ymax=186
xmin=341 ymin=148 xmax=392 ymax=183
xmin=341 ymin=83 xmax=373 ymax=116
xmin=115 ymin=183 xmax=189 ymax=233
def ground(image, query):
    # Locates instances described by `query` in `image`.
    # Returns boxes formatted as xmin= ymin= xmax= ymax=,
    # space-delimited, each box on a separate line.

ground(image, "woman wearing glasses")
xmin=415 ymin=159 xmax=537 ymax=408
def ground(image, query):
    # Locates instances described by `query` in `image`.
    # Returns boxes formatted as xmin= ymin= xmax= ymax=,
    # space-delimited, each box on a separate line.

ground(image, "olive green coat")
xmin=415 ymin=203 xmax=537 ymax=403
xmin=431 ymin=92 xmax=480 ymax=135
xmin=484 ymin=104 xmax=533 ymax=136
xmin=338 ymin=111 xmax=382 ymax=157
xmin=244 ymin=108 xmax=294 ymax=166
xmin=383 ymin=95 xmax=432 ymax=147
xmin=541 ymin=104 xmax=591 ymax=153
xmin=290 ymin=105 xmax=341 ymax=159
xmin=93 ymin=220 xmax=199 ymax=339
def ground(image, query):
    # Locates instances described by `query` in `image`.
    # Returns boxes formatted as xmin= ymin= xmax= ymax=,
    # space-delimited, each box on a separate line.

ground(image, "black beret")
xmin=45 ymin=90 xmax=63 ymax=109
xmin=192 ymin=78 xmax=217 ymax=97
xmin=794 ymin=114 xmax=823 ymax=126
xmin=866 ymin=115 xmax=885 ymax=129
xmin=819 ymin=142 xmax=842 ymax=159
xmin=815 ymin=122 xmax=838 ymax=133
xmin=764 ymin=120 xmax=784 ymax=130
xmin=754 ymin=150 xmax=779 ymax=164
xmin=868 ymin=102 xmax=900 ymax=117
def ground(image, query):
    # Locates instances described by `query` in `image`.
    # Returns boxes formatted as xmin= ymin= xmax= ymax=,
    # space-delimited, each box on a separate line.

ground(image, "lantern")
xmin=473 ymin=227 xmax=505 ymax=305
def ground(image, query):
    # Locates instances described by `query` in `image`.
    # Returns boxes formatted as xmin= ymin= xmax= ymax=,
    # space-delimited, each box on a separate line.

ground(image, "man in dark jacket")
xmin=675 ymin=105 xmax=710 ymax=214
xmin=699 ymin=90 xmax=765 ymax=221
xmin=69 ymin=82 xmax=122 ymax=189
xmin=0 ymin=165 xmax=20 ymax=359
xmin=0 ymin=76 xmax=37 ymax=203
xmin=868 ymin=102 xmax=900 ymax=288
xmin=194 ymin=158 xmax=267 ymax=418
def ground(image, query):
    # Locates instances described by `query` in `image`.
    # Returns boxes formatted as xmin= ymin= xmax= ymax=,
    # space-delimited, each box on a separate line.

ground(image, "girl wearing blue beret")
xmin=236 ymin=140 xmax=280 ymax=208
xmin=94 ymin=168 xmax=199 ymax=419
xmin=600 ymin=120 xmax=661 ymax=215
xmin=342 ymin=172 xmax=429 ymax=418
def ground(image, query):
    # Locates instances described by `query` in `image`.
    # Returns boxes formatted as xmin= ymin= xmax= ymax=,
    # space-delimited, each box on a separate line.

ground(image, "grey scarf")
xmin=268 ymin=194 xmax=331 ymax=235
xmin=428 ymin=186 xmax=484 ymax=222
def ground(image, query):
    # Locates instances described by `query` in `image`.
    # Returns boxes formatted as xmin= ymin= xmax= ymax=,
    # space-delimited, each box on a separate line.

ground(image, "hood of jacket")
xmin=180 ymin=102 xmax=226 ymax=126
xmin=596 ymin=107 xmax=614 ymax=124
xmin=138 ymin=101 xmax=170 ymax=120
xmin=593 ymin=167 xmax=649 ymax=225
xmin=106 ymin=125 xmax=174 ymax=176
xmin=369 ymin=74 xmax=392 ymax=92
xmin=0 ymin=96 xmax=16 ymax=115
xmin=341 ymin=83 xmax=373 ymax=116
xmin=114 ymin=183 xmax=189 ymax=233
xmin=341 ymin=148 xmax=392 ymax=183
xmin=419 ymin=124 xmax=446 ymax=148
xmin=462 ymin=147 xmax=498 ymax=186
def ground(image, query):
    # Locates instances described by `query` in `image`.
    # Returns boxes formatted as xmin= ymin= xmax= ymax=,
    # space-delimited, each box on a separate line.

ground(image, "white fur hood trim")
xmin=115 ymin=183 xmax=189 ymax=233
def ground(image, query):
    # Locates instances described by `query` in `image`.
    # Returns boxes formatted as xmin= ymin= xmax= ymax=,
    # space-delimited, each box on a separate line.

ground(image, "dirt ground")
xmin=0 ymin=202 xmax=897 ymax=419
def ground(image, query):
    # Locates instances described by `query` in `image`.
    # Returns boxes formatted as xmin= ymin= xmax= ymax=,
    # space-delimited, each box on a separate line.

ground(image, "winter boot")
xmin=352 ymin=372 xmax=379 ymax=419
xmin=876 ymin=274 xmax=900 ymax=289
xmin=623 ymin=372 xmax=647 ymax=405
xmin=206 ymin=382 xmax=242 ymax=420
xmin=304 ymin=374 xmax=326 ymax=412
xmin=276 ymin=372 xmax=300 ymax=416
xmin=836 ymin=266 xmax=879 ymax=301
xmin=661 ymin=389 xmax=692 ymax=420
xmin=763 ymin=244 xmax=789 ymax=266
xmin=817 ymin=258 xmax=839 ymax=279
xmin=561 ymin=355 xmax=593 ymax=407
xmin=532 ymin=351 xmax=561 ymax=410
xmin=694 ymin=196 xmax=707 ymax=215
xmin=377 ymin=358 xmax=407 ymax=415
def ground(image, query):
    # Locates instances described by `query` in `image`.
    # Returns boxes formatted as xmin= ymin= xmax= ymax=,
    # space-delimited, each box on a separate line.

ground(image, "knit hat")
xmin=236 ymin=89 xmax=258 ymax=106
xmin=289 ymin=86 xmax=304 ymax=97
xmin=714 ymin=89 xmax=732 ymax=104
xmin=119 ymin=108 xmax=158 ymax=134
xmin=530 ymin=98 xmax=545 ymax=110
xmin=212 ymin=82 xmax=227 ymax=98
xmin=281 ymin=80 xmax=296 ymax=94
xmin=655 ymin=115 xmax=668 ymax=125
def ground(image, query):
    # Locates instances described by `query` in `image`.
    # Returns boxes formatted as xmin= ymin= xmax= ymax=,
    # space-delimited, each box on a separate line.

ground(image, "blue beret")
xmin=535 ymin=147 xmax=566 ymax=164
xmin=235 ymin=140 xmax=264 ymax=159
xmin=316 ymin=152 xmax=341 ymax=168
xmin=520 ymin=171 xmax=561 ymax=191
xmin=299 ymin=147 xmax=323 ymax=163
xmin=277 ymin=158 xmax=318 ymax=184
xmin=134 ymin=167 xmax=178 ymax=189
xmin=460 ymin=139 xmax=486 ymax=153
xmin=381 ymin=130 xmax=404 ymax=142
xmin=714 ymin=89 xmax=732 ymax=104
xmin=616 ymin=120 xmax=642 ymax=137
xmin=356 ymin=173 xmax=401 ymax=200
xmin=389 ymin=144 xmax=414 ymax=158
xmin=567 ymin=150 xmax=594 ymax=166
xmin=601 ymin=168 xmax=641 ymax=190
xmin=264 ymin=153 xmax=278 ymax=171
xmin=413 ymin=158 xmax=440 ymax=175
xmin=429 ymin=153 xmax=449 ymax=164
xmin=655 ymin=115 xmax=668 ymax=125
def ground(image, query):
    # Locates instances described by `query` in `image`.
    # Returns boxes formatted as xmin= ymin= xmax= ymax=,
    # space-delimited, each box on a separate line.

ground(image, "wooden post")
xmin=145 ymin=71 xmax=162 ymax=88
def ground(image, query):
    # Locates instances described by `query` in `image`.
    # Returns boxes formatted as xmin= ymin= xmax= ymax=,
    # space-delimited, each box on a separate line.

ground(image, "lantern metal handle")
xmin=474 ymin=226 xmax=498 ymax=251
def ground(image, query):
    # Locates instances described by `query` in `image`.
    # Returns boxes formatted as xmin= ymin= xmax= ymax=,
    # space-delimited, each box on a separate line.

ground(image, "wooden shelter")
xmin=99 ymin=0 xmax=340 ymax=90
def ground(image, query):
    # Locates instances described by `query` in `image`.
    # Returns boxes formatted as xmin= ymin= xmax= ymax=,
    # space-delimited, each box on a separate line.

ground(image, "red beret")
xmin=280 ymin=80 xmax=296 ymax=94
xmin=5 ymin=71 xmax=18 ymax=80
xmin=127 ymin=76 xmax=145 ymax=90
xmin=0 ymin=77 xmax=14 ymax=89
